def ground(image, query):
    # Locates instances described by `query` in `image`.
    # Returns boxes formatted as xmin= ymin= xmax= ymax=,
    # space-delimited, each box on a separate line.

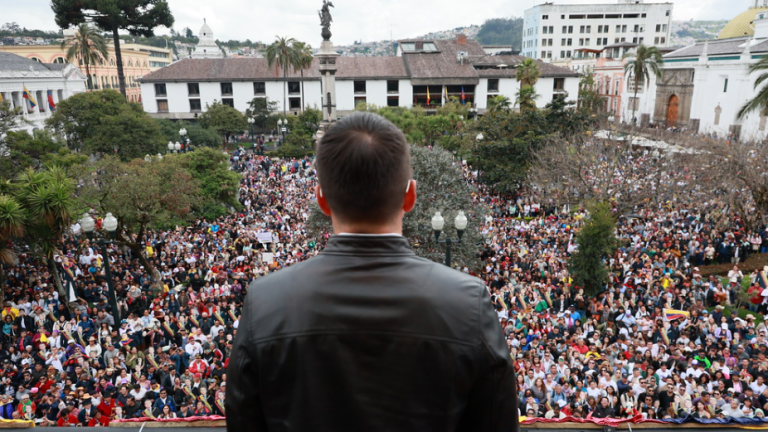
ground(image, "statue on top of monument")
xmin=319 ymin=0 xmax=334 ymax=41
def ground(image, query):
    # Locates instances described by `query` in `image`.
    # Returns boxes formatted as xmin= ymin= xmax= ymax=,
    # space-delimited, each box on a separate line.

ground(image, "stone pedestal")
xmin=317 ymin=40 xmax=339 ymax=141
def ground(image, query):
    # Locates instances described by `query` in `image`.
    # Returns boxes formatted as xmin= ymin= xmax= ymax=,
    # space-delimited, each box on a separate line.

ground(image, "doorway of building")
xmin=666 ymin=94 xmax=679 ymax=126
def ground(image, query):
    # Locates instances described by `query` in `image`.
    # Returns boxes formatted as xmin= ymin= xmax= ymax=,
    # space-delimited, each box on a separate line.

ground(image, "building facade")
xmin=0 ymin=41 xmax=172 ymax=102
xmin=0 ymin=52 xmax=87 ymax=133
xmin=625 ymin=7 xmax=768 ymax=141
xmin=522 ymin=0 xmax=673 ymax=62
xmin=138 ymin=36 xmax=580 ymax=120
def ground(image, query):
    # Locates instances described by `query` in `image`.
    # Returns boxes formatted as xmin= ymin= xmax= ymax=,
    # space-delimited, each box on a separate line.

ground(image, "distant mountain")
xmin=476 ymin=18 xmax=524 ymax=49
xmin=671 ymin=20 xmax=729 ymax=46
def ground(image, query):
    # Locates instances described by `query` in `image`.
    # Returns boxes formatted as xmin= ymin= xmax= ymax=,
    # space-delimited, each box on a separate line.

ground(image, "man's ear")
xmin=316 ymin=184 xmax=332 ymax=216
xmin=403 ymin=179 xmax=417 ymax=213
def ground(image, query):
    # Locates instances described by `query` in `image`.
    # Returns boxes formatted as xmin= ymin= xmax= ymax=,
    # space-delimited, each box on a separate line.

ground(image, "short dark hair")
xmin=316 ymin=112 xmax=412 ymax=224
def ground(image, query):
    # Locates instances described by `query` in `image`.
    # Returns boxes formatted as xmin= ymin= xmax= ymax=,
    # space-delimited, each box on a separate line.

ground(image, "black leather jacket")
xmin=226 ymin=235 xmax=517 ymax=432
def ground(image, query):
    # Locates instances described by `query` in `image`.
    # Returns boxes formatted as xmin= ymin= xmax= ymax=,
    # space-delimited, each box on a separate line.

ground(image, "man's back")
xmin=226 ymin=235 xmax=517 ymax=432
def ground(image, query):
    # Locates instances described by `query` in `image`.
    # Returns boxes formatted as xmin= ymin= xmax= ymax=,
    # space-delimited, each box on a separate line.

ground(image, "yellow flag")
xmin=426 ymin=87 xmax=431 ymax=106
xmin=0 ymin=92 xmax=4 ymax=103
xmin=40 ymin=333 xmax=49 ymax=343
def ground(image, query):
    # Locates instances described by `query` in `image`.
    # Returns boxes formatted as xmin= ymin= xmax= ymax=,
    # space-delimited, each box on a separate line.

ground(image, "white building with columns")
xmin=0 ymin=52 xmax=87 ymax=133
xmin=623 ymin=3 xmax=768 ymax=141
xmin=139 ymin=36 xmax=579 ymax=120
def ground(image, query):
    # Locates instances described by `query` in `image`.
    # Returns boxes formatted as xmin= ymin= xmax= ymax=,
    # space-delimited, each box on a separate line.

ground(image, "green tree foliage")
xmin=246 ymin=97 xmax=278 ymax=129
xmin=515 ymin=58 xmax=541 ymax=112
xmin=0 ymin=101 xmax=25 ymax=144
xmin=274 ymin=108 xmax=321 ymax=158
xmin=178 ymin=147 xmax=241 ymax=219
xmin=469 ymin=107 xmax=550 ymax=193
xmin=578 ymin=70 xmax=605 ymax=114
xmin=47 ymin=90 xmax=164 ymax=160
xmin=292 ymin=41 xmax=314 ymax=111
xmin=4 ymin=166 xmax=78 ymax=304
xmin=75 ymin=155 xmax=200 ymax=280
xmin=476 ymin=17 xmax=524 ymax=51
xmin=623 ymin=45 xmax=663 ymax=122
xmin=198 ymin=101 xmax=248 ymax=147
xmin=739 ymin=55 xmax=768 ymax=119
xmin=307 ymin=145 xmax=487 ymax=269
xmin=569 ymin=202 xmax=618 ymax=296
xmin=60 ymin=24 xmax=108 ymax=90
xmin=0 ymin=130 xmax=86 ymax=179
xmin=155 ymin=119 xmax=220 ymax=148
xmin=51 ymin=0 xmax=174 ymax=98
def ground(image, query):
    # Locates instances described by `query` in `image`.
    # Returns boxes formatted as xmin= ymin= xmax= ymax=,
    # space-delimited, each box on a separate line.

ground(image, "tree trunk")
xmin=112 ymin=27 xmax=127 ymax=99
xmin=631 ymin=74 xmax=639 ymax=125
xmin=48 ymin=257 xmax=76 ymax=313
xmin=300 ymin=70 xmax=305 ymax=112
xmin=84 ymin=61 xmax=92 ymax=91
xmin=283 ymin=66 xmax=287 ymax=119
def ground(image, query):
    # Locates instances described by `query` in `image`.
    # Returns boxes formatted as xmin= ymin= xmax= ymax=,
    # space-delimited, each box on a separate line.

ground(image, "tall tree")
xmin=266 ymin=36 xmax=298 ymax=119
xmin=47 ymin=90 xmax=164 ymax=160
xmin=60 ymin=23 xmax=108 ymax=90
xmin=292 ymin=41 xmax=314 ymax=111
xmin=198 ymin=101 xmax=248 ymax=148
xmin=76 ymin=155 xmax=201 ymax=283
xmin=515 ymin=58 xmax=540 ymax=111
xmin=738 ymin=55 xmax=768 ymax=120
xmin=13 ymin=166 xmax=78 ymax=306
xmin=569 ymin=201 xmax=617 ymax=296
xmin=51 ymin=0 xmax=174 ymax=99
xmin=623 ymin=45 xmax=663 ymax=123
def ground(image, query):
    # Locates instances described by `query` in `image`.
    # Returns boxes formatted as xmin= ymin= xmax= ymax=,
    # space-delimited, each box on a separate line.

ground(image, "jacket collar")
xmin=323 ymin=235 xmax=415 ymax=257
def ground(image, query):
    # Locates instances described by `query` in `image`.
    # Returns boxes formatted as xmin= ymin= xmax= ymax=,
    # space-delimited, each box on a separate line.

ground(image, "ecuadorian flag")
xmin=23 ymin=86 xmax=37 ymax=109
xmin=664 ymin=308 xmax=690 ymax=321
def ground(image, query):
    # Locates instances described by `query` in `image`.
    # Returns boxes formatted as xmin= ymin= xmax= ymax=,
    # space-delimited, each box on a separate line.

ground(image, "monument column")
xmin=315 ymin=0 xmax=337 ymax=143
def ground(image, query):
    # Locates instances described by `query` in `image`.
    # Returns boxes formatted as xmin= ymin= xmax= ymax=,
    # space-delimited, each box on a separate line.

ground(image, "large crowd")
xmin=2 ymin=144 xmax=768 ymax=426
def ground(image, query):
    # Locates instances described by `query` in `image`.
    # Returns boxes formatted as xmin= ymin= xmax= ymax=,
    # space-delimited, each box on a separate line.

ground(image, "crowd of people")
xmin=2 ymin=142 xmax=768 ymax=425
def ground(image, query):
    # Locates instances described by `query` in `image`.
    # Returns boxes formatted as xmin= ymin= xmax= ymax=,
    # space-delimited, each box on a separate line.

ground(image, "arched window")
xmin=143 ymin=60 xmax=148 ymax=68
xmin=128 ymin=60 xmax=133 ymax=67
xmin=29 ymin=57 xmax=42 ymax=63
xmin=110 ymin=58 xmax=116 ymax=66
xmin=53 ymin=57 xmax=66 ymax=64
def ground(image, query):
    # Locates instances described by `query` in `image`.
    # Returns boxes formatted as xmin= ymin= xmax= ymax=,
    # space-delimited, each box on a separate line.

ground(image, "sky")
xmin=0 ymin=0 xmax=750 ymax=46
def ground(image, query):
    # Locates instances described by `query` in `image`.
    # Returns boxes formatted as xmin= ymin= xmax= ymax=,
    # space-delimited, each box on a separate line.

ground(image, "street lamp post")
xmin=431 ymin=210 xmax=468 ymax=267
xmin=247 ymin=117 xmax=255 ymax=152
xmin=174 ymin=142 xmax=181 ymax=153
xmin=179 ymin=128 xmax=188 ymax=152
xmin=80 ymin=213 xmax=121 ymax=322
xmin=470 ymin=106 xmax=477 ymax=121
xmin=167 ymin=141 xmax=174 ymax=154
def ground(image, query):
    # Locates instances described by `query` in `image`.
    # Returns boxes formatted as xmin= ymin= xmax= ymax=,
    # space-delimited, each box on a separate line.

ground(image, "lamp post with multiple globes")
xmin=79 ymin=213 xmax=121 ymax=322
xmin=431 ymin=210 xmax=468 ymax=267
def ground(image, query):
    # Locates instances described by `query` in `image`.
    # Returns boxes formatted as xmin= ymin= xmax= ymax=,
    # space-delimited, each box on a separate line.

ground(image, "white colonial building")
xmin=138 ymin=36 xmax=579 ymax=120
xmin=523 ymin=0 xmax=673 ymax=62
xmin=191 ymin=19 xmax=224 ymax=59
xmin=0 ymin=52 xmax=87 ymax=133
xmin=624 ymin=1 xmax=768 ymax=141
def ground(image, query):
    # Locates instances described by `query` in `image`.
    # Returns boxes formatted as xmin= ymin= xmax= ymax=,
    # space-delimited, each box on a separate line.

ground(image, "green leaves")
xmin=569 ymin=202 xmax=618 ymax=296
xmin=47 ymin=90 xmax=162 ymax=159
xmin=198 ymin=101 xmax=248 ymax=147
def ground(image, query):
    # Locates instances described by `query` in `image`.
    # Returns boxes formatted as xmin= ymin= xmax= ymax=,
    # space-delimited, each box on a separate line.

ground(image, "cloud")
xmin=0 ymin=0 xmax=747 ymax=45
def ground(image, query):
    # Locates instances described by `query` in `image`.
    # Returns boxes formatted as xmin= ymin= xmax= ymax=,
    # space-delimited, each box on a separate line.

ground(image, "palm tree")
xmin=738 ymin=56 xmax=768 ymax=120
xmin=623 ymin=45 xmax=663 ymax=124
xmin=14 ymin=166 xmax=76 ymax=306
xmin=292 ymin=41 xmax=314 ymax=112
xmin=60 ymin=24 xmax=109 ymax=91
xmin=516 ymin=58 xmax=541 ymax=88
xmin=0 ymin=191 xmax=24 ymax=306
xmin=515 ymin=58 xmax=540 ymax=111
xmin=266 ymin=36 xmax=298 ymax=120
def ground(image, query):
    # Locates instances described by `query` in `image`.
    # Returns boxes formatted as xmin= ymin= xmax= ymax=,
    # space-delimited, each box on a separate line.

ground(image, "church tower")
xmin=191 ymin=19 xmax=224 ymax=59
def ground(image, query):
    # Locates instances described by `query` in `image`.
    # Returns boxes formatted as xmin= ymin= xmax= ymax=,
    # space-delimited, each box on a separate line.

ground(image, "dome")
xmin=718 ymin=7 xmax=768 ymax=39
xmin=199 ymin=19 xmax=213 ymax=38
